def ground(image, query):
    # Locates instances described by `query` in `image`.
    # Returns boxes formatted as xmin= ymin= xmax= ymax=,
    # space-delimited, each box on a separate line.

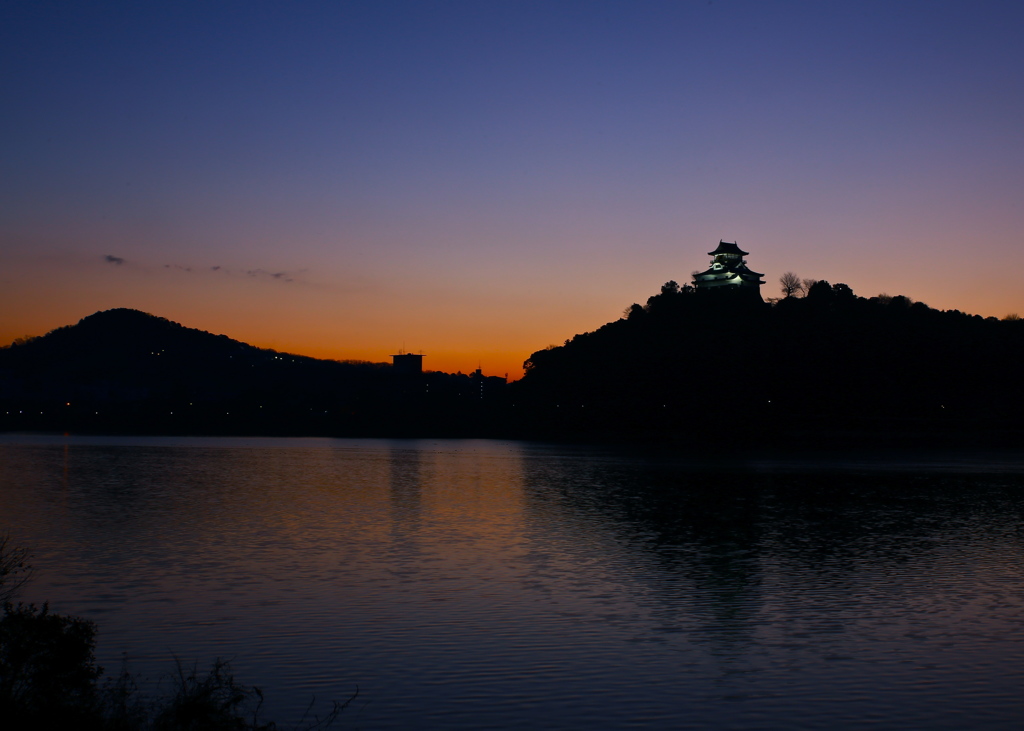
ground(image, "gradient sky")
xmin=3 ymin=1 xmax=1024 ymax=378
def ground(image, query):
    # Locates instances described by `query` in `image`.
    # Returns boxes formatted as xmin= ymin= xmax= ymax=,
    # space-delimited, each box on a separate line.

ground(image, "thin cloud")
xmin=100 ymin=253 xmax=312 ymax=287
xmin=163 ymin=262 xmax=306 ymax=285
xmin=246 ymin=269 xmax=297 ymax=283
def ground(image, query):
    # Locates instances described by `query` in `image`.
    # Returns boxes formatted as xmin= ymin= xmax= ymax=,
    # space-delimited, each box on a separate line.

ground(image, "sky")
xmin=3 ymin=1 xmax=1024 ymax=378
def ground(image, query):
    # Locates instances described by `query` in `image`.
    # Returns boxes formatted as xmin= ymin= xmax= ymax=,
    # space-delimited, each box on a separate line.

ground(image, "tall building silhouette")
xmin=391 ymin=353 xmax=424 ymax=373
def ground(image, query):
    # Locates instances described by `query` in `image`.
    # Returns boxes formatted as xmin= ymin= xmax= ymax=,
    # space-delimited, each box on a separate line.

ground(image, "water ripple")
xmin=3 ymin=437 xmax=1024 ymax=728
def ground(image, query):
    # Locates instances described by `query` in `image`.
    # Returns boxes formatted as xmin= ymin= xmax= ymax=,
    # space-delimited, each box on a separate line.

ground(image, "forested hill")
xmin=509 ymin=282 xmax=1024 ymax=445
xmin=0 ymin=308 xmax=506 ymax=436
xmin=5 ymin=296 xmax=1023 ymax=444
xmin=0 ymin=308 xmax=384 ymax=404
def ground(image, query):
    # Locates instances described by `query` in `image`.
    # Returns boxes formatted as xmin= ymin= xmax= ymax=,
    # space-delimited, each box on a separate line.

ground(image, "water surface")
xmin=2 ymin=435 xmax=1024 ymax=729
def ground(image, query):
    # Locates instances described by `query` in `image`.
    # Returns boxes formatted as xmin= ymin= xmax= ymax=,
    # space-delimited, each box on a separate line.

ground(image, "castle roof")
xmin=693 ymin=264 xmax=764 ymax=279
xmin=708 ymin=240 xmax=749 ymax=257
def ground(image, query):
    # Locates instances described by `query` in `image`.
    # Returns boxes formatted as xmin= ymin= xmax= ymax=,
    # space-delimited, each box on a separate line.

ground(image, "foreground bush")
xmin=0 ymin=602 xmax=351 ymax=730
xmin=0 ymin=533 xmax=32 ymax=603
xmin=0 ymin=602 xmax=103 ymax=727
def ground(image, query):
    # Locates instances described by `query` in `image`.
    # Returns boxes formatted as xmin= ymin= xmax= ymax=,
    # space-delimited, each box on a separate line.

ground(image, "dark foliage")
xmin=0 ymin=498 xmax=352 ymax=730
xmin=512 ymin=282 xmax=1024 ymax=445
xmin=0 ymin=529 xmax=350 ymax=731
xmin=4 ymin=291 xmax=1022 ymax=445
xmin=0 ymin=602 xmax=103 ymax=728
xmin=152 ymin=659 xmax=260 ymax=731
xmin=0 ymin=534 xmax=32 ymax=604
xmin=0 ymin=602 xmax=350 ymax=731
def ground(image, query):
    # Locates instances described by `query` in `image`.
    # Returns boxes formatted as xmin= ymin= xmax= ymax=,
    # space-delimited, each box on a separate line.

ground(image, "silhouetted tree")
xmin=779 ymin=272 xmax=802 ymax=298
xmin=0 ymin=533 xmax=31 ymax=603
xmin=624 ymin=303 xmax=645 ymax=320
xmin=832 ymin=283 xmax=855 ymax=300
xmin=805 ymin=280 xmax=833 ymax=301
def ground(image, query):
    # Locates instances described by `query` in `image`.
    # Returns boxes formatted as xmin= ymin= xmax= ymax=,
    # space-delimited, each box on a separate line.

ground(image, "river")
xmin=2 ymin=435 xmax=1024 ymax=729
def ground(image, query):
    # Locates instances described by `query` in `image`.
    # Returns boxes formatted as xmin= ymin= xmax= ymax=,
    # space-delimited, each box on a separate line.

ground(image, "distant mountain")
xmin=8 ymin=297 xmax=1022 ymax=446
xmin=0 ymin=308 xmax=380 ymax=403
xmin=0 ymin=308 xmax=506 ymax=436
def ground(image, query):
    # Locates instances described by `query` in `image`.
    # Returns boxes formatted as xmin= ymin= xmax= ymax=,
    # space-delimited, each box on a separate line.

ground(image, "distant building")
xmin=693 ymin=241 xmax=765 ymax=293
xmin=391 ymin=353 xmax=424 ymax=373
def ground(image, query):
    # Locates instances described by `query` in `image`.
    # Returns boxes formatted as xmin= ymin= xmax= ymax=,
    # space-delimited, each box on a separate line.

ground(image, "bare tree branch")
xmin=0 ymin=532 xmax=33 ymax=603
xmin=779 ymin=272 xmax=802 ymax=298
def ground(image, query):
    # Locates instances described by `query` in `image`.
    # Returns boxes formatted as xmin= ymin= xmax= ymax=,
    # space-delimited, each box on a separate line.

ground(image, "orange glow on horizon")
xmin=3 ymin=266 xmax=1022 ymax=387
xmin=5 ymin=3 xmax=1024 ymax=395
xmin=2 ymin=241 xmax=1022 ymax=387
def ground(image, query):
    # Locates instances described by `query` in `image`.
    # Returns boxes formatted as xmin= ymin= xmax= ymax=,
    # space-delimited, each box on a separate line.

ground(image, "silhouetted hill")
xmin=0 ymin=309 xmax=506 ymax=436
xmin=509 ymin=283 xmax=1024 ymax=447
xmin=6 ymin=297 xmax=1023 ymax=446
xmin=0 ymin=308 xmax=378 ymax=404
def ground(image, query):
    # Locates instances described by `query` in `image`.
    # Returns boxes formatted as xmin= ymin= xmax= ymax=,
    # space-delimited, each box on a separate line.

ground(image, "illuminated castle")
xmin=692 ymin=240 xmax=765 ymax=293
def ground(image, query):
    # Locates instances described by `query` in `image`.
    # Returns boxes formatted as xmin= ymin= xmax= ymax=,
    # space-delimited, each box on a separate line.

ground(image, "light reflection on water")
xmin=2 ymin=436 xmax=1024 ymax=729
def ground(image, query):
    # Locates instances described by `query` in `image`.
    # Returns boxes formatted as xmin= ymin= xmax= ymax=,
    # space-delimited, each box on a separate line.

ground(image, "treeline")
xmin=4 ymin=294 xmax=1023 ymax=444
xmin=0 ymin=309 xmax=507 ymax=437
xmin=509 ymin=280 xmax=1024 ymax=445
